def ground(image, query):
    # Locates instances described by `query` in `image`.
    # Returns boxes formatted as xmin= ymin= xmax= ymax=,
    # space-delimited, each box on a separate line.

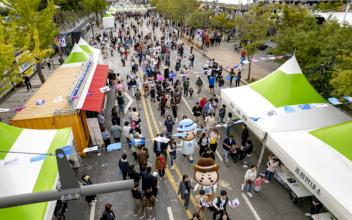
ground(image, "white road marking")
xmin=241 ymin=193 xmax=262 ymax=220
xmin=167 ymin=206 xmax=175 ymax=220
xmin=182 ymin=97 xmax=193 ymax=113
xmin=124 ymin=92 xmax=133 ymax=114
xmin=215 ymin=150 xmax=224 ymax=162
xmin=89 ymin=200 xmax=96 ymax=220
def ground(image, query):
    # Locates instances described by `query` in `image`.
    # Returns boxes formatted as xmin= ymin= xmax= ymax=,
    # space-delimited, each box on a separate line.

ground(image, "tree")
xmin=80 ymin=0 xmax=108 ymax=35
xmin=330 ymin=52 xmax=352 ymax=98
xmin=186 ymin=10 xmax=213 ymax=29
xmin=235 ymin=6 xmax=271 ymax=80
xmin=210 ymin=13 xmax=234 ymax=31
xmin=5 ymin=0 xmax=58 ymax=84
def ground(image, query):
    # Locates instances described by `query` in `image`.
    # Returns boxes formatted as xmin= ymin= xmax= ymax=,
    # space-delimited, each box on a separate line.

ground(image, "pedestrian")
xmin=128 ymin=164 xmax=140 ymax=183
xmin=23 ymin=75 xmax=32 ymax=91
xmin=218 ymin=75 xmax=224 ymax=89
xmin=254 ymin=174 xmax=265 ymax=193
xmin=208 ymin=75 xmax=216 ymax=95
xmin=81 ymin=175 xmax=96 ymax=205
xmin=159 ymin=99 xmax=166 ymax=117
xmin=222 ymin=134 xmax=236 ymax=166
xmin=136 ymin=146 xmax=149 ymax=172
xmin=118 ymin=153 xmax=129 ymax=180
xmin=183 ymin=78 xmax=190 ymax=97
xmin=240 ymin=124 xmax=249 ymax=146
xmin=219 ymin=105 xmax=226 ymax=124
xmin=153 ymin=134 xmax=167 ymax=155
xmin=150 ymin=86 xmax=156 ymax=102
xmin=189 ymin=52 xmax=195 ymax=68
xmin=192 ymin=102 xmax=204 ymax=127
xmin=243 ymin=165 xmax=257 ymax=197
xmin=170 ymin=97 xmax=178 ymax=120
xmin=131 ymin=182 xmax=144 ymax=218
xmin=212 ymin=190 xmax=229 ymax=220
xmin=200 ymin=96 xmax=207 ymax=109
xmin=58 ymin=55 xmax=64 ymax=65
xmin=196 ymin=77 xmax=203 ymax=94
xmin=264 ymin=155 xmax=280 ymax=183
xmin=205 ymin=113 xmax=217 ymax=130
xmin=241 ymin=139 xmax=253 ymax=168
xmin=194 ymin=189 xmax=206 ymax=219
xmin=141 ymin=166 xmax=153 ymax=192
xmin=110 ymin=120 xmax=122 ymax=143
xmin=198 ymin=132 xmax=210 ymax=157
xmin=117 ymin=91 xmax=125 ymax=114
xmin=235 ymin=71 xmax=241 ymax=87
xmin=178 ymin=174 xmax=192 ymax=209
xmin=189 ymin=87 xmax=194 ymax=97
xmin=123 ymin=121 xmax=131 ymax=146
xmin=167 ymin=138 xmax=177 ymax=169
xmin=46 ymin=57 xmax=51 ymax=69
xmin=101 ymin=127 xmax=111 ymax=148
xmin=100 ymin=203 xmax=116 ymax=220
xmin=135 ymin=88 xmax=142 ymax=110
xmin=164 ymin=115 xmax=175 ymax=137
xmin=155 ymin=152 xmax=166 ymax=179
xmin=142 ymin=187 xmax=156 ymax=220
xmin=209 ymin=129 xmax=219 ymax=153
xmin=229 ymin=68 xmax=235 ymax=86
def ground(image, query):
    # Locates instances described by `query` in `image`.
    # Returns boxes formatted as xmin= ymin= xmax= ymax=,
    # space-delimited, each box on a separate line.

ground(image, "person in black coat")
xmin=241 ymin=124 xmax=249 ymax=146
xmin=128 ymin=164 xmax=140 ymax=183
xmin=81 ymin=175 xmax=96 ymax=205
xmin=141 ymin=166 xmax=153 ymax=192
xmin=153 ymin=134 xmax=168 ymax=156
xmin=118 ymin=153 xmax=129 ymax=180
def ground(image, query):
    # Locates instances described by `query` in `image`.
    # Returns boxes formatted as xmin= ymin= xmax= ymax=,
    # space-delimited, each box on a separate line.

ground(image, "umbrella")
xmin=154 ymin=136 xmax=170 ymax=143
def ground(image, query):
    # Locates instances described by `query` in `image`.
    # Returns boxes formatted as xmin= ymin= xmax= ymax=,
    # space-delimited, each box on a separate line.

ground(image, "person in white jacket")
xmin=243 ymin=165 xmax=257 ymax=197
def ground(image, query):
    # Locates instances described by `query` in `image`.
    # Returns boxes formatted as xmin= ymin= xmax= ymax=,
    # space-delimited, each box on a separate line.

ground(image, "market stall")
xmin=102 ymin=13 xmax=114 ymax=29
xmin=266 ymin=121 xmax=352 ymax=220
xmin=221 ymin=56 xmax=350 ymax=139
xmin=0 ymin=123 xmax=79 ymax=220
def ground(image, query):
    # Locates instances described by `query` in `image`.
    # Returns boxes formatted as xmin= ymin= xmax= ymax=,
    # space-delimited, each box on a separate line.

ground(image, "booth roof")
xmin=0 ymin=123 xmax=72 ymax=220
xmin=79 ymin=45 xmax=93 ymax=54
xmin=310 ymin=121 xmax=352 ymax=161
xmin=64 ymin=44 xmax=89 ymax=64
xmin=249 ymin=56 xmax=326 ymax=107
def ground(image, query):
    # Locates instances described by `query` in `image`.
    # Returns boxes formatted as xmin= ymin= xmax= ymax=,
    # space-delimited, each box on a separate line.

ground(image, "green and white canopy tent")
xmin=63 ymin=44 xmax=89 ymax=66
xmin=77 ymin=38 xmax=102 ymax=63
xmin=267 ymin=121 xmax=352 ymax=220
xmin=0 ymin=123 xmax=77 ymax=220
xmin=221 ymin=55 xmax=350 ymax=139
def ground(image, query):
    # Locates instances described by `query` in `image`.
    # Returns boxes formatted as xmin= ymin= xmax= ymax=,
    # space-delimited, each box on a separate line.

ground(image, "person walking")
xmin=229 ymin=68 xmax=235 ymax=86
xmin=254 ymin=174 xmax=265 ymax=193
xmin=222 ymin=135 xmax=236 ymax=167
xmin=209 ymin=129 xmax=220 ymax=153
xmin=142 ymin=187 xmax=156 ymax=220
xmin=81 ymin=175 xmax=96 ymax=205
xmin=183 ymin=78 xmax=190 ymax=97
xmin=170 ymin=97 xmax=179 ymax=120
xmin=212 ymin=190 xmax=229 ymax=220
xmin=240 ymin=124 xmax=249 ymax=146
xmin=208 ymin=75 xmax=216 ymax=95
xmin=196 ymin=77 xmax=203 ymax=94
xmin=118 ymin=153 xmax=129 ymax=180
xmin=243 ymin=165 xmax=257 ymax=197
xmin=164 ymin=115 xmax=175 ymax=137
xmin=192 ymin=102 xmax=204 ymax=128
xmin=205 ymin=113 xmax=217 ymax=130
xmin=155 ymin=152 xmax=166 ymax=180
xmin=167 ymin=138 xmax=177 ymax=169
xmin=189 ymin=52 xmax=195 ymax=68
xmin=136 ymin=145 xmax=149 ymax=172
xmin=198 ymin=132 xmax=210 ymax=157
xmin=264 ymin=155 xmax=280 ymax=183
xmin=100 ymin=203 xmax=116 ymax=220
xmin=23 ymin=75 xmax=32 ymax=91
xmin=135 ymin=88 xmax=142 ymax=110
xmin=218 ymin=105 xmax=226 ymax=124
xmin=110 ymin=120 xmax=122 ymax=143
xmin=178 ymin=174 xmax=192 ymax=210
xmin=128 ymin=164 xmax=140 ymax=183
xmin=235 ymin=71 xmax=241 ymax=87
xmin=194 ymin=189 xmax=206 ymax=219
xmin=131 ymin=182 xmax=144 ymax=218
xmin=101 ymin=127 xmax=111 ymax=148
xmin=117 ymin=91 xmax=125 ymax=114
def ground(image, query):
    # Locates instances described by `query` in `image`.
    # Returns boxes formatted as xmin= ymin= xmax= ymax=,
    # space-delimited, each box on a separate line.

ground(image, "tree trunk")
xmin=247 ymin=55 xmax=252 ymax=81
xmin=90 ymin=18 xmax=95 ymax=38
xmin=36 ymin=62 xmax=45 ymax=84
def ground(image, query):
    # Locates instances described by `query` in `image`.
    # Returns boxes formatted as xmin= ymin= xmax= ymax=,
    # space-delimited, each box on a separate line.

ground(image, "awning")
xmin=80 ymin=64 xmax=109 ymax=112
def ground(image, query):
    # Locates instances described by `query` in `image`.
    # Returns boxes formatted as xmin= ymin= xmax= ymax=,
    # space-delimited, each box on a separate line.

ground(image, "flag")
xmin=83 ymin=146 xmax=99 ymax=153
xmin=61 ymin=146 xmax=72 ymax=156
xmin=30 ymin=154 xmax=47 ymax=163
xmin=299 ymin=104 xmax=311 ymax=110
xmin=107 ymin=143 xmax=122 ymax=152
xmin=284 ymin=106 xmax=295 ymax=113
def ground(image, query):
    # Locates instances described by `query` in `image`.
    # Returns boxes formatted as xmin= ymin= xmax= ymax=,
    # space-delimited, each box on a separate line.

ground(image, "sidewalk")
xmin=182 ymin=36 xmax=280 ymax=81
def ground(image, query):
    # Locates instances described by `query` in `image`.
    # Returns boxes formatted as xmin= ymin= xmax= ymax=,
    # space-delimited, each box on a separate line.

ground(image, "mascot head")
xmin=193 ymin=158 xmax=219 ymax=186
xmin=177 ymin=118 xmax=198 ymax=141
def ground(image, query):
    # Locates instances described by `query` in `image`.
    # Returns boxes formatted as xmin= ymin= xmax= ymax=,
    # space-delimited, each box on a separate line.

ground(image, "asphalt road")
xmin=65 ymin=16 xmax=310 ymax=220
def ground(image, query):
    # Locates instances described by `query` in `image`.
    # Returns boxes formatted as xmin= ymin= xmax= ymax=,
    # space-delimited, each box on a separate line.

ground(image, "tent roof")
xmin=63 ymin=44 xmax=88 ymax=64
xmin=310 ymin=121 xmax=352 ymax=161
xmin=249 ymin=56 xmax=327 ymax=107
xmin=0 ymin=123 xmax=72 ymax=220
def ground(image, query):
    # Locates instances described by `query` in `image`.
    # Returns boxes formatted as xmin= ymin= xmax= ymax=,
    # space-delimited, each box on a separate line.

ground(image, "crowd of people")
xmin=84 ymin=11 xmax=282 ymax=220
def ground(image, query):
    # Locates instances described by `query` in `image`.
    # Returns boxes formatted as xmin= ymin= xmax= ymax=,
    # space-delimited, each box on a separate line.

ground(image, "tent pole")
xmin=256 ymin=132 xmax=268 ymax=171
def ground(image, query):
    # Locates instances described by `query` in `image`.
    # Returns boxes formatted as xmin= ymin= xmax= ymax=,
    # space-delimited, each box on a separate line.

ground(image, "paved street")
xmin=0 ymin=16 xmax=309 ymax=220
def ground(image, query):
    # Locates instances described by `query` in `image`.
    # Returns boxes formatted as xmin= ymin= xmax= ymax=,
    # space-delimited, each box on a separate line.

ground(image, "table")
xmin=275 ymin=165 xmax=312 ymax=203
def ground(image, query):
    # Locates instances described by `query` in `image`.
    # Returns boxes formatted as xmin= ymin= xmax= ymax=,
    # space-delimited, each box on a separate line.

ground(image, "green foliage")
xmin=79 ymin=0 xmax=108 ymax=26
xmin=210 ymin=13 xmax=233 ymax=30
xmin=317 ymin=0 xmax=344 ymax=12
xmin=330 ymin=52 xmax=352 ymax=97
xmin=186 ymin=10 xmax=213 ymax=29
xmin=55 ymin=0 xmax=82 ymax=11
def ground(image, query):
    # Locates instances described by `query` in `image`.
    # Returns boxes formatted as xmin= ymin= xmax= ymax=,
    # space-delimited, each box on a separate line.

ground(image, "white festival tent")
xmin=266 ymin=121 xmax=352 ymax=220
xmin=102 ymin=13 xmax=115 ymax=29
xmin=221 ymin=56 xmax=352 ymax=219
xmin=221 ymin=56 xmax=350 ymax=139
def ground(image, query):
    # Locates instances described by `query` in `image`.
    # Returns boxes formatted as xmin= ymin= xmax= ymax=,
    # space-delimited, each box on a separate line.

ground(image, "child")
xmin=189 ymin=87 xmax=194 ymax=97
xmin=254 ymin=174 xmax=264 ymax=192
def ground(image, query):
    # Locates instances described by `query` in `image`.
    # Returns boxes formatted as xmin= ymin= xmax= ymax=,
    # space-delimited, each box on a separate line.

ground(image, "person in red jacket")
xmin=200 ymin=96 xmax=207 ymax=109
